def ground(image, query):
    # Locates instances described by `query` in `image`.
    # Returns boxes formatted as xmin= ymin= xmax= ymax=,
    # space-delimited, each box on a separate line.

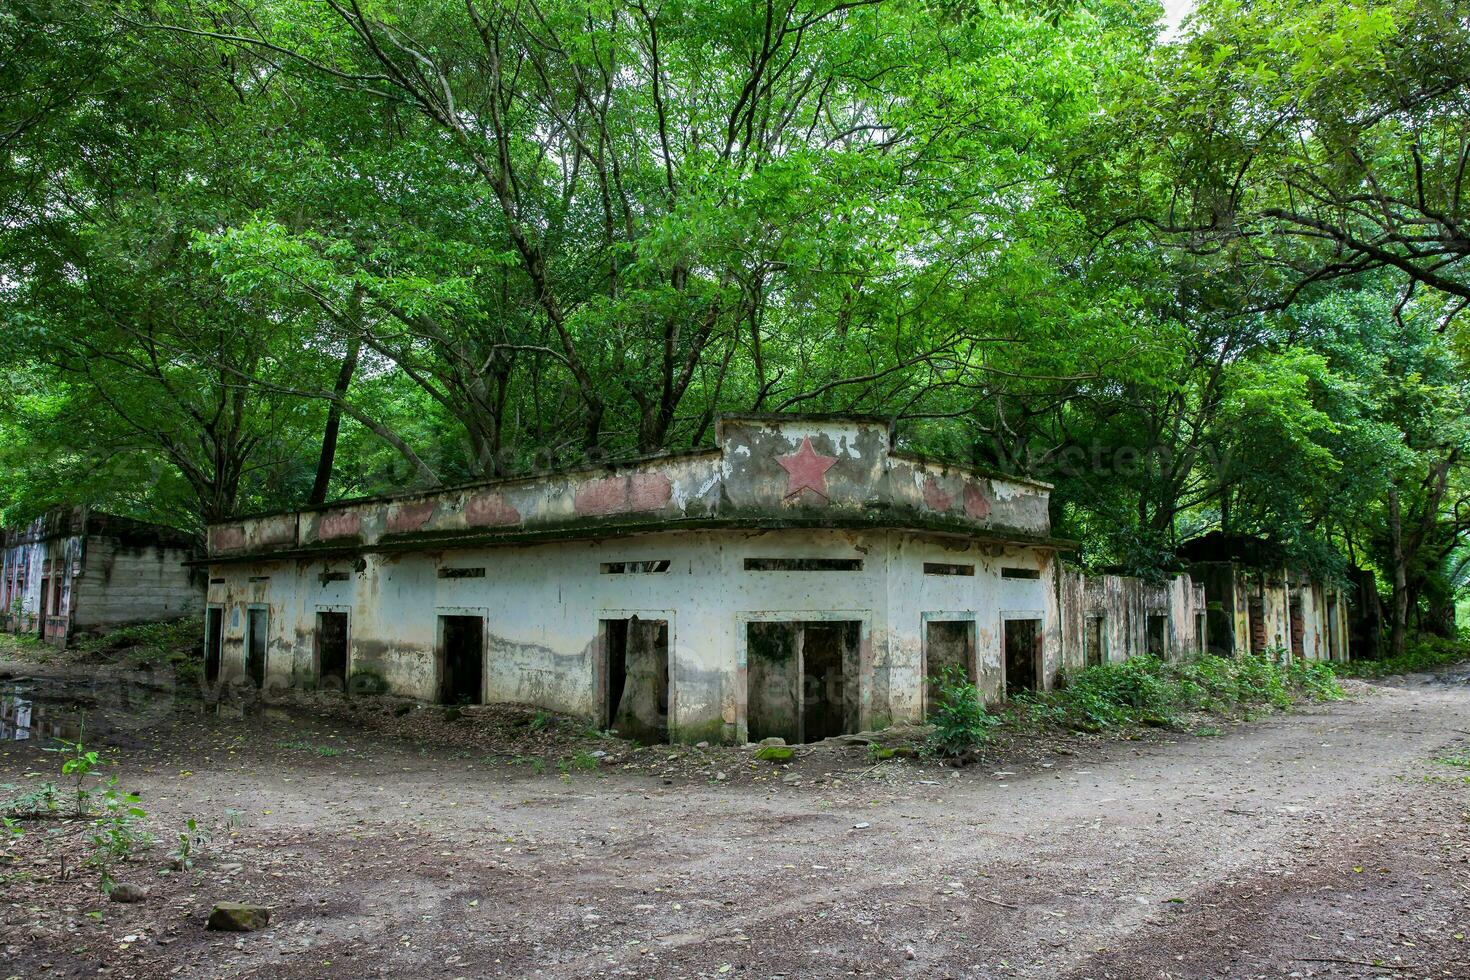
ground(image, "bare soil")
xmin=2 ymin=657 xmax=1468 ymax=979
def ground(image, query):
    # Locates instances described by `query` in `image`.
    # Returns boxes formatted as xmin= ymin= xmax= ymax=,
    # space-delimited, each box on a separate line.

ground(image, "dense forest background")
xmin=2 ymin=0 xmax=1468 ymax=654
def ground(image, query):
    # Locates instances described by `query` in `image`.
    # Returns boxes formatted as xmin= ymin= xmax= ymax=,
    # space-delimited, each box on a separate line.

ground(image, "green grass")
xmin=277 ymin=739 xmax=343 ymax=757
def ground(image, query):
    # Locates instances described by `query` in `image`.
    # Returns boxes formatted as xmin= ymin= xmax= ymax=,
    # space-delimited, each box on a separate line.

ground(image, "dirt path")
xmin=4 ymin=669 xmax=1469 ymax=979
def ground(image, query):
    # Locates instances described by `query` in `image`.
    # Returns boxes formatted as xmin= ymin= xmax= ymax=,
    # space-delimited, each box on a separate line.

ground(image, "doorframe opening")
xmin=598 ymin=610 xmax=673 ymax=743
xmin=920 ymin=612 xmax=978 ymax=720
xmin=244 ymin=604 xmax=270 ymax=688
xmin=314 ymin=606 xmax=351 ymax=693
xmin=738 ymin=612 xmax=867 ymax=745
xmin=436 ymin=609 xmax=486 ymax=706
xmin=1001 ymin=613 xmax=1044 ymax=698
xmin=204 ymin=605 xmax=224 ymax=688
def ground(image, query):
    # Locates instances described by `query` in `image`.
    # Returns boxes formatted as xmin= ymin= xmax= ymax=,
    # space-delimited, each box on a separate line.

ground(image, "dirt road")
xmin=3 ymin=668 xmax=1468 ymax=979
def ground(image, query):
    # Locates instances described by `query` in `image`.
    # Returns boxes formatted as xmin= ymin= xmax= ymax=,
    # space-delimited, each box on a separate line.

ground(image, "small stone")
xmin=206 ymin=902 xmax=271 ymax=932
xmin=905 ymin=947 xmax=916 ymax=960
xmin=109 ymin=883 xmax=149 ymax=903
xmin=753 ymin=746 xmax=794 ymax=762
xmin=714 ymin=771 xmax=728 ymax=781
xmin=758 ymin=736 xmax=786 ymax=747
xmin=781 ymin=773 xmax=802 ymax=785
xmin=695 ymin=741 xmax=710 ymax=749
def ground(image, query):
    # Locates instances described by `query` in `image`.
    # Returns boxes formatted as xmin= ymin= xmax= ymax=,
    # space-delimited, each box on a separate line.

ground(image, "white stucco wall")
xmin=206 ymin=528 xmax=1055 ymax=743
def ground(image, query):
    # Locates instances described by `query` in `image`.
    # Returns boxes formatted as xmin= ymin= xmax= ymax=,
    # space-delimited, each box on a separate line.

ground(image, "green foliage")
xmin=169 ymin=817 xmax=208 ymax=871
xmin=45 ymin=732 xmax=102 ymax=817
xmin=1034 ymin=651 xmax=1341 ymax=733
xmin=85 ymin=777 xmax=152 ymax=894
xmin=1 ymin=781 xmax=59 ymax=818
xmin=1332 ymin=635 xmax=1470 ymax=677
xmin=926 ymin=665 xmax=1000 ymax=757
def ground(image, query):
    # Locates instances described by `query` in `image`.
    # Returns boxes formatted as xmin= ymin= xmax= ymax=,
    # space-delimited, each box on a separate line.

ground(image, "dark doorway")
xmin=1326 ymin=596 xmax=1340 ymax=661
xmin=747 ymin=620 xmax=860 ymax=744
xmin=438 ymin=615 xmax=484 ymax=705
xmin=1085 ymin=615 xmax=1105 ymax=668
xmin=602 ymin=617 xmax=669 ymax=743
xmin=802 ymin=622 xmax=857 ymax=742
xmin=924 ymin=620 xmax=975 ymax=718
xmin=1147 ymin=614 xmax=1168 ymax=658
xmin=1288 ymin=595 xmax=1305 ymax=658
xmin=1003 ymin=618 xmax=1041 ymax=698
xmin=245 ymin=607 xmax=268 ymax=687
xmin=204 ymin=607 xmax=223 ymax=686
xmin=37 ymin=576 xmax=48 ymax=637
xmin=316 ymin=611 xmax=349 ymax=692
xmin=747 ymin=621 xmax=800 ymax=744
xmin=1248 ymin=596 xmax=1266 ymax=654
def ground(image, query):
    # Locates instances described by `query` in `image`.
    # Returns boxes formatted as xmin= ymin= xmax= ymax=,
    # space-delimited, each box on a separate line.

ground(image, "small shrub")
xmin=45 ymin=732 xmax=102 ymax=816
xmin=927 ymin=665 xmax=999 ymax=756
xmin=169 ymin=817 xmax=209 ymax=870
xmin=86 ymin=778 xmax=152 ymax=893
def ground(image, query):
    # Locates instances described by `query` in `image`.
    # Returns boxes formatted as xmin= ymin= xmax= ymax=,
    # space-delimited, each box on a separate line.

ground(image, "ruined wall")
xmin=71 ymin=537 xmax=204 ymax=631
xmin=1056 ymin=568 xmax=1202 ymax=668
xmin=206 ymin=527 xmax=1057 ymax=743
xmin=208 ymin=416 xmax=1054 ymax=563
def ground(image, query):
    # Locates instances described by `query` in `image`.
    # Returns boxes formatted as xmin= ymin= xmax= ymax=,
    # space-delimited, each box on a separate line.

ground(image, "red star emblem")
xmin=777 ymin=436 xmax=837 ymax=500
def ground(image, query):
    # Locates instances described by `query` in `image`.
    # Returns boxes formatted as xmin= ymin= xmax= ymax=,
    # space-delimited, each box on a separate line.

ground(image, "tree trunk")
xmin=309 ymin=337 xmax=362 ymax=506
xmin=1386 ymin=487 xmax=1409 ymax=659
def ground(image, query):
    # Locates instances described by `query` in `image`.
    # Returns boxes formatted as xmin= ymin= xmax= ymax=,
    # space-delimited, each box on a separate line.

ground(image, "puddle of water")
xmin=1 ymin=686 xmax=84 ymax=742
xmin=0 ymin=674 xmax=196 ymax=746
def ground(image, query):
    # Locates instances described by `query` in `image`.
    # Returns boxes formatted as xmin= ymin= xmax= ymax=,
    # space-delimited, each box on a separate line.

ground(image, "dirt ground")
xmin=2 ymin=659 xmax=1468 ymax=979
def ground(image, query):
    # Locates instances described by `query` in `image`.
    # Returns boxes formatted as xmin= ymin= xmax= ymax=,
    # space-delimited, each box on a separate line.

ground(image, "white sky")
xmin=1160 ymin=0 xmax=1196 ymax=39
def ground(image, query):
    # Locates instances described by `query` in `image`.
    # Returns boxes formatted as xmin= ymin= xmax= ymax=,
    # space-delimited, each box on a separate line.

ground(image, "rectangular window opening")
xmin=438 ymin=567 xmax=487 ymax=579
xmin=319 ymin=570 xmax=350 ymax=584
xmin=744 ymin=557 xmax=863 ymax=572
xmin=923 ymin=562 xmax=974 ymax=577
xmin=600 ymin=560 xmax=671 ymax=574
xmin=1001 ymin=567 xmax=1040 ymax=580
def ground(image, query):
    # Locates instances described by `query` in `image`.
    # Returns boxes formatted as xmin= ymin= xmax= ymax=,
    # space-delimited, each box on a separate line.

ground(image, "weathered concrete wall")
xmin=2 ymin=508 xmax=201 ymax=646
xmin=206 ymin=527 xmax=1057 ymax=743
xmin=208 ymin=415 xmax=1055 ymax=562
xmin=1057 ymin=568 xmax=1202 ymax=667
xmin=71 ymin=537 xmax=203 ymax=630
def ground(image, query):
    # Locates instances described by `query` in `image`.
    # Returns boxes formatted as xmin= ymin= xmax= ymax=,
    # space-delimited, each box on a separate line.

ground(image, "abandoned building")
xmin=1 ymin=507 xmax=204 ymax=647
xmin=200 ymin=416 xmax=1355 ymax=744
xmin=202 ymin=415 xmax=1069 ymax=743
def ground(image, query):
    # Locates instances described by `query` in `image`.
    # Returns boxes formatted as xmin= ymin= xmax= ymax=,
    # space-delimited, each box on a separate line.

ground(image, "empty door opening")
xmin=602 ymin=617 xmax=669 ymax=744
xmin=204 ymin=607 xmax=223 ymax=686
xmin=924 ymin=620 xmax=976 ymax=718
xmin=1085 ymin=615 xmax=1105 ymax=668
xmin=1147 ymin=614 xmax=1168 ymax=658
xmin=37 ymin=576 xmax=48 ymax=638
xmin=747 ymin=620 xmax=860 ymax=744
xmin=438 ymin=615 xmax=484 ymax=705
xmin=245 ymin=607 xmax=268 ymax=687
xmin=1326 ymin=596 xmax=1340 ymax=661
xmin=1003 ymin=618 xmax=1041 ymax=698
xmin=1248 ymin=597 xmax=1266 ymax=654
xmin=1289 ymin=595 xmax=1305 ymax=658
xmin=316 ymin=611 xmax=349 ymax=692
